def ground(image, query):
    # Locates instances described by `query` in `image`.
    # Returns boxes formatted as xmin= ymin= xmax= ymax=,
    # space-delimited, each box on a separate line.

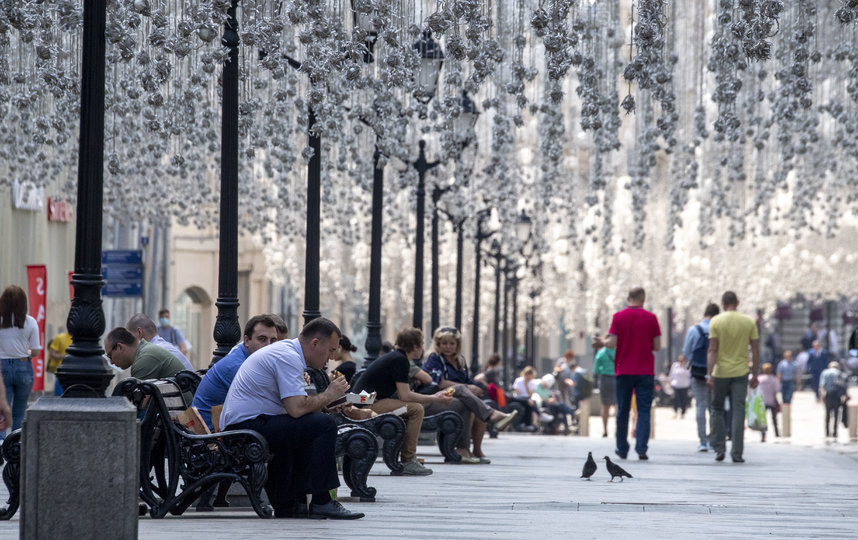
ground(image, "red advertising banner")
xmin=26 ymin=265 xmax=46 ymax=392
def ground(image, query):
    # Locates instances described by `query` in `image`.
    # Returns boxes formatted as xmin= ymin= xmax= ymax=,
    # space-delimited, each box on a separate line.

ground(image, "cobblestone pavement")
xmin=1 ymin=388 xmax=855 ymax=538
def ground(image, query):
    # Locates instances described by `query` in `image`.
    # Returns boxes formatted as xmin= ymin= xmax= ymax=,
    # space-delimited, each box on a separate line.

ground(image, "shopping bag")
xmin=746 ymin=386 xmax=767 ymax=432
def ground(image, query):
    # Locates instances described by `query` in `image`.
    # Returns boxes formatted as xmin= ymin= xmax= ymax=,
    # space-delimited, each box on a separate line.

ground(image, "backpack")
xmin=690 ymin=325 xmax=709 ymax=379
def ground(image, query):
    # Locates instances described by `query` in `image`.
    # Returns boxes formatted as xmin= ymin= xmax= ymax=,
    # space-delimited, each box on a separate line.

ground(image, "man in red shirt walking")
xmin=595 ymin=287 xmax=661 ymax=460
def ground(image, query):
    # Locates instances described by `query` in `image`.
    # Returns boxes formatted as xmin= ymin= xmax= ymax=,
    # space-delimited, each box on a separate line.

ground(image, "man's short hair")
xmin=244 ymin=314 xmax=278 ymax=339
xmin=628 ymin=287 xmax=646 ymax=302
xmin=299 ymin=317 xmax=341 ymax=342
xmin=126 ymin=313 xmax=157 ymax=336
xmin=267 ymin=314 xmax=288 ymax=337
xmin=395 ymin=328 xmax=424 ymax=352
xmin=704 ymin=303 xmax=721 ymax=318
xmin=721 ymin=291 xmax=739 ymax=307
xmin=158 ymin=308 xmax=170 ymax=317
xmin=107 ymin=327 xmax=137 ymax=347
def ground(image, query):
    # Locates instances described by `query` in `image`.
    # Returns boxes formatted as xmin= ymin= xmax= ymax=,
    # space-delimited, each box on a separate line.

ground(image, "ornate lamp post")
xmin=57 ymin=0 xmax=115 ymax=396
xmin=470 ymin=208 xmax=498 ymax=376
xmin=411 ymin=140 xmax=439 ymax=331
xmin=365 ymin=28 xmax=443 ymax=365
xmin=429 ymin=91 xmax=478 ymax=335
xmin=211 ymin=0 xmax=243 ymax=363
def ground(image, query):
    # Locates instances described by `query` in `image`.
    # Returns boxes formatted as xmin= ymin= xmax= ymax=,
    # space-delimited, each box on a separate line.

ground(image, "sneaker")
xmin=454 ymin=455 xmax=480 ymax=464
xmin=401 ymin=459 xmax=433 ymax=476
xmin=638 ymin=453 xmax=649 ymax=461
xmin=715 ymin=452 xmax=725 ymax=462
xmin=538 ymin=412 xmax=555 ymax=423
xmin=697 ymin=444 xmax=708 ymax=452
xmin=704 ymin=442 xmax=713 ymax=451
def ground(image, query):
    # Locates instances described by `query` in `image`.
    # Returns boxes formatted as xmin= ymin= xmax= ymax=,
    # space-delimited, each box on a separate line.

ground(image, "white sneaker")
xmin=697 ymin=444 xmax=708 ymax=452
xmin=538 ymin=412 xmax=555 ymax=423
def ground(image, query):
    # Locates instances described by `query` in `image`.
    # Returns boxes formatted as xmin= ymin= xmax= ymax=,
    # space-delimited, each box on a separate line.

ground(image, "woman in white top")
xmin=0 ymin=285 xmax=39 ymax=436
xmin=668 ymin=356 xmax=692 ymax=419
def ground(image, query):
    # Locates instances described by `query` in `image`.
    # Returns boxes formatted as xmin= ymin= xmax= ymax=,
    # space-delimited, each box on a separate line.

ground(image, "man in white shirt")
xmin=220 ymin=317 xmax=363 ymax=520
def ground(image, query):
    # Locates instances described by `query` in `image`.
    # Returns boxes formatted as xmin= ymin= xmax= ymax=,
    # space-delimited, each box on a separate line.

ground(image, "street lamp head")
xmin=515 ymin=210 xmax=532 ymax=244
xmin=412 ymin=30 xmax=444 ymax=104
xmin=351 ymin=0 xmax=378 ymax=63
xmin=455 ymin=90 xmax=479 ymax=146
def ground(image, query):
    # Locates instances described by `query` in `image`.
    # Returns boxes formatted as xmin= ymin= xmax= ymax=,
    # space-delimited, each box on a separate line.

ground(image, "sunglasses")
xmin=106 ymin=342 xmax=118 ymax=360
xmin=439 ymin=327 xmax=458 ymax=334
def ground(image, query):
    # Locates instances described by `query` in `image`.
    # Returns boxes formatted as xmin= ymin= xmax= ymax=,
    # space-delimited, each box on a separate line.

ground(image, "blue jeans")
xmin=781 ymin=380 xmax=796 ymax=404
xmin=615 ymin=375 xmax=654 ymax=457
xmin=691 ymin=377 xmax=710 ymax=445
xmin=1 ymin=359 xmax=34 ymax=435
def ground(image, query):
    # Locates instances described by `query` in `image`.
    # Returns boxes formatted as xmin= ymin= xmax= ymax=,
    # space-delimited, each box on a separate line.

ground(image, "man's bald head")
xmin=127 ymin=313 xmax=158 ymax=341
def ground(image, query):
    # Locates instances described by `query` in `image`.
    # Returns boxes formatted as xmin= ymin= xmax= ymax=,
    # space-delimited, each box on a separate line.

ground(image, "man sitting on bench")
xmin=220 ymin=317 xmax=364 ymax=520
xmin=353 ymin=327 xmax=453 ymax=476
xmin=105 ymin=327 xmax=186 ymax=382
xmin=193 ymin=314 xmax=282 ymax=431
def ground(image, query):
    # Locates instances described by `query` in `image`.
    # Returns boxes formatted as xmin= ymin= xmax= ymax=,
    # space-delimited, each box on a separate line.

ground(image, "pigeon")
xmin=581 ymin=452 xmax=597 ymax=480
xmin=604 ymin=456 xmax=633 ymax=482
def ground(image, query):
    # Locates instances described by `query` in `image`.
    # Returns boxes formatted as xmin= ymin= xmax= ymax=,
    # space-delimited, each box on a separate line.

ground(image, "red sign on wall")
xmin=26 ymin=265 xmax=47 ymax=391
xmin=47 ymin=197 xmax=74 ymax=222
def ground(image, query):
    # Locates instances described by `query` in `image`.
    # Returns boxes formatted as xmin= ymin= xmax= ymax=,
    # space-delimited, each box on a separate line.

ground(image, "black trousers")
xmin=228 ymin=412 xmax=339 ymax=512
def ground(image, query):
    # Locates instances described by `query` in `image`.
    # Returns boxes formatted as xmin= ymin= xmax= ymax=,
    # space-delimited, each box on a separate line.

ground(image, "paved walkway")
xmin=1 ymin=388 xmax=856 ymax=538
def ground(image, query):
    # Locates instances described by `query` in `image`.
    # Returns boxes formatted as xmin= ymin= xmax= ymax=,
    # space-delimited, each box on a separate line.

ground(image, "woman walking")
xmin=593 ymin=345 xmax=616 ymax=438
xmin=0 ymin=285 xmax=36 ymax=437
xmin=668 ymin=356 xmax=691 ymax=419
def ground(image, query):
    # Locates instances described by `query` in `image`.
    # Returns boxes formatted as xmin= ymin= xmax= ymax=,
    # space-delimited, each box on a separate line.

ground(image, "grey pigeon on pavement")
xmin=581 ymin=452 xmax=597 ymax=480
xmin=603 ymin=456 xmax=633 ymax=482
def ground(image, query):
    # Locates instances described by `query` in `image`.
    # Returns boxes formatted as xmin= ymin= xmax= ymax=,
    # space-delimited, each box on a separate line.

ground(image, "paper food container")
xmin=346 ymin=391 xmax=376 ymax=405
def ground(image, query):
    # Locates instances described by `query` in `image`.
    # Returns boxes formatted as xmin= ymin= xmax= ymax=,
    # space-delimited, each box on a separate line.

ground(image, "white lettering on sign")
xmin=47 ymin=197 xmax=74 ymax=222
xmin=37 ymin=277 xmax=45 ymax=296
xmin=12 ymin=179 xmax=44 ymax=211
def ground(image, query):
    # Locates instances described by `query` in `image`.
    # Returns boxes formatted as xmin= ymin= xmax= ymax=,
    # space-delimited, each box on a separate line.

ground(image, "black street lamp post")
xmin=411 ymin=140 xmax=439 ymax=331
xmin=470 ymin=211 xmax=495 ymax=377
xmin=453 ymin=219 xmax=465 ymax=329
xmin=57 ymin=0 xmax=115 ymax=396
xmin=365 ymin=29 xmax=443 ymax=365
xmin=210 ymin=0 xmax=243 ymax=365
xmin=501 ymin=261 xmax=511 ymax=389
xmin=490 ymin=240 xmax=502 ymax=355
xmin=302 ymin=107 xmax=322 ymax=326
xmin=279 ymin=53 xmax=323 ymax=328
xmin=510 ymin=268 xmax=520 ymax=377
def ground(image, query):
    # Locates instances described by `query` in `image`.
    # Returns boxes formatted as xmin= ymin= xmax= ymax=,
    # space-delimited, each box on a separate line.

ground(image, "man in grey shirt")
xmin=221 ymin=317 xmax=363 ymax=520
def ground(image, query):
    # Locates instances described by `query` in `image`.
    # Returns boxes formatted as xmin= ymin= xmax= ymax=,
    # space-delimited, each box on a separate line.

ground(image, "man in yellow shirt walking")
xmin=706 ymin=291 xmax=760 ymax=463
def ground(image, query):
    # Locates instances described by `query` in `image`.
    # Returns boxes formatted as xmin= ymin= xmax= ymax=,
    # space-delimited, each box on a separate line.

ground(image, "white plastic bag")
xmin=746 ymin=386 xmax=767 ymax=432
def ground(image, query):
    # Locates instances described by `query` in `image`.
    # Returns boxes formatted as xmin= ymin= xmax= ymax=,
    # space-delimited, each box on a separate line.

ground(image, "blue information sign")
xmin=102 ymin=249 xmax=144 ymax=297
xmin=102 ymin=250 xmax=143 ymax=265
xmin=103 ymin=282 xmax=143 ymax=297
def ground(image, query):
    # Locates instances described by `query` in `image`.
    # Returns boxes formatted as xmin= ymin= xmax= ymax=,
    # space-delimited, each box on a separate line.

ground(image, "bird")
xmin=603 ymin=456 xmax=633 ymax=482
xmin=581 ymin=452 xmax=597 ymax=480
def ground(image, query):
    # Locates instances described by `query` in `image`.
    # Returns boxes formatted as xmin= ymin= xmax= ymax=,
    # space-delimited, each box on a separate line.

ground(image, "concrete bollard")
xmin=782 ymin=404 xmax=791 ymax=438
xmin=650 ymin=403 xmax=656 ymax=440
xmin=578 ymin=399 xmax=590 ymax=436
xmin=21 ymin=397 xmax=139 ymax=540
xmin=849 ymin=405 xmax=858 ymax=442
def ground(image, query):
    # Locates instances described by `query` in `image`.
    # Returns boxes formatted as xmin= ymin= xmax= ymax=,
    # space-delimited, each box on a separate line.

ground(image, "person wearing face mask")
xmin=157 ymin=308 xmax=189 ymax=355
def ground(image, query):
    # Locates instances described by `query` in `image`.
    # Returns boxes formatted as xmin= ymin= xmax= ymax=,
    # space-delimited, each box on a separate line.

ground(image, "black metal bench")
xmin=112 ymin=377 xmax=273 ymax=518
xmin=0 ymin=429 xmax=21 ymax=520
xmin=306 ymin=367 xmax=408 ymax=474
xmin=176 ymin=369 xmax=380 ymax=502
xmin=345 ymin=368 xmax=465 ymax=464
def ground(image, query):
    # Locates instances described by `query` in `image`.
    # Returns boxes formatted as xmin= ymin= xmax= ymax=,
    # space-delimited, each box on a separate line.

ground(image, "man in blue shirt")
xmin=807 ymin=340 xmax=829 ymax=401
xmin=192 ymin=314 xmax=280 ymax=431
xmin=679 ymin=303 xmax=720 ymax=452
